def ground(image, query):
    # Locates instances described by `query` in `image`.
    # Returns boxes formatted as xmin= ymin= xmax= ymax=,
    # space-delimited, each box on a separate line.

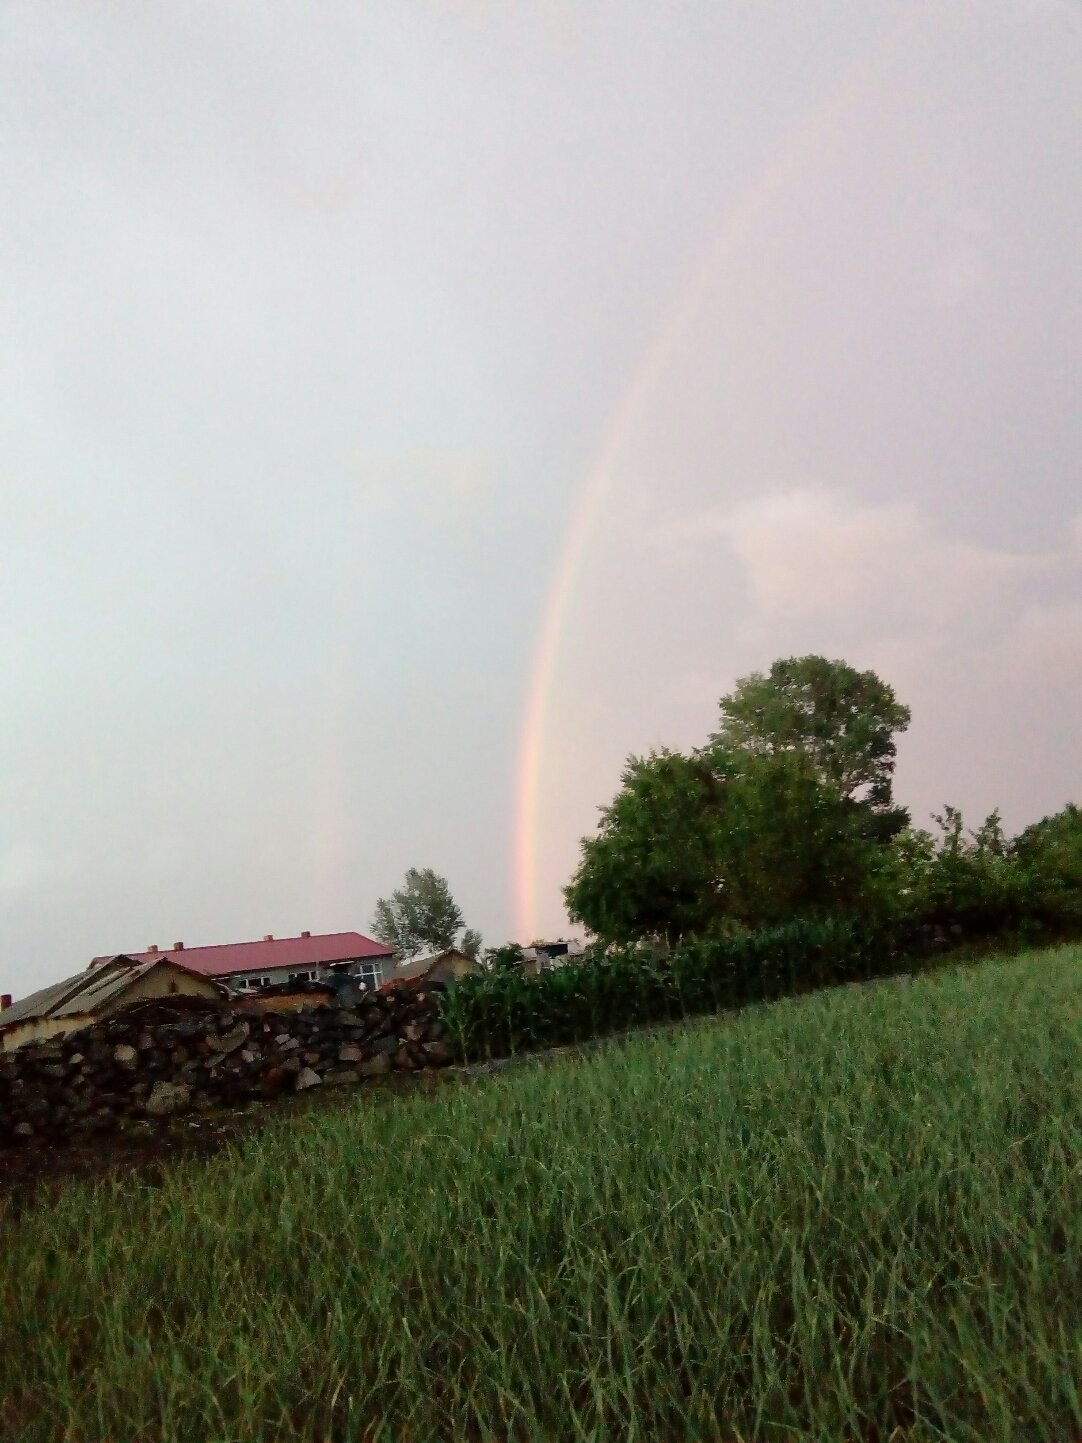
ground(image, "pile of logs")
xmin=0 ymin=985 xmax=453 ymax=1146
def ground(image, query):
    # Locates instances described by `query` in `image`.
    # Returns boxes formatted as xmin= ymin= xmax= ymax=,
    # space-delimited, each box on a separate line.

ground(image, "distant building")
xmin=88 ymin=931 xmax=396 ymax=995
xmin=519 ymin=938 xmax=584 ymax=977
xmin=380 ymin=948 xmax=478 ymax=992
xmin=0 ymin=955 xmax=224 ymax=1051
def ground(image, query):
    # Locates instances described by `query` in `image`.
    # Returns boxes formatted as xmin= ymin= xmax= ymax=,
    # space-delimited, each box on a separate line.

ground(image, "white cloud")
xmin=711 ymin=489 xmax=1043 ymax=628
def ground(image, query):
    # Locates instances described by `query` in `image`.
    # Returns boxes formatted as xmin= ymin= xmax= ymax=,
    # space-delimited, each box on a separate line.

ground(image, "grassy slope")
xmin=2 ymin=947 xmax=1080 ymax=1443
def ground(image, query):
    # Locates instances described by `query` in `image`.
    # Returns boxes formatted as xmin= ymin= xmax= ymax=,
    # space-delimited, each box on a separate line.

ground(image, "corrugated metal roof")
xmin=379 ymin=949 xmax=471 ymax=990
xmin=0 ymin=975 xmax=91 ymax=1029
xmin=1 ymin=957 xmax=219 ymax=1030
xmin=89 ymin=931 xmax=394 ymax=979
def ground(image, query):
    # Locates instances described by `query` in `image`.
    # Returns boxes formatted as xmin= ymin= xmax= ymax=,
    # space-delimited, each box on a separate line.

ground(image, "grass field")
xmin=2 ymin=947 xmax=1080 ymax=1442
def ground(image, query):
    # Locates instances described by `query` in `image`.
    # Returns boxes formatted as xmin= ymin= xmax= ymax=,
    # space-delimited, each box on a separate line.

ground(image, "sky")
xmin=2 ymin=0 xmax=1080 ymax=997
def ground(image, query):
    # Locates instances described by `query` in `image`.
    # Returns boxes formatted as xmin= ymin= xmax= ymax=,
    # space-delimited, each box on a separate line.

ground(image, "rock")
xmin=259 ymin=1066 xmax=289 ymax=1094
xmin=0 ymin=975 xmax=447 ymax=1146
xmin=144 ymin=1081 xmax=192 ymax=1117
xmin=206 ymin=1021 xmax=250 ymax=1055
xmin=357 ymin=1052 xmax=391 ymax=1078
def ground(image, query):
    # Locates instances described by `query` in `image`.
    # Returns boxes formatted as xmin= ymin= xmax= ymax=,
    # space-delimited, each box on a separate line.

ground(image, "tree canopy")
xmin=371 ymin=868 xmax=479 ymax=959
xmin=565 ymin=656 xmax=911 ymax=948
xmin=712 ymin=655 xmax=911 ymax=814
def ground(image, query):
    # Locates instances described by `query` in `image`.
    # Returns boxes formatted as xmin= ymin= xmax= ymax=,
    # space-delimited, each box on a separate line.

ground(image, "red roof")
xmin=89 ymin=931 xmax=394 ymax=979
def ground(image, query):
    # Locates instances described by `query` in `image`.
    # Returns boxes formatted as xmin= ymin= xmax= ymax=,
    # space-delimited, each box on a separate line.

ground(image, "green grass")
xmin=2 ymin=947 xmax=1080 ymax=1442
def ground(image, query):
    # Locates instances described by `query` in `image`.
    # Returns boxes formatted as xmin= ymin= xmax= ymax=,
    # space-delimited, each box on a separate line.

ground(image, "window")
xmin=350 ymin=960 xmax=384 ymax=990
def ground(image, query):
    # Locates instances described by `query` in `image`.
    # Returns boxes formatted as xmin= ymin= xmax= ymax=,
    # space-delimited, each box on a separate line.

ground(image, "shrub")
xmin=441 ymin=915 xmax=905 ymax=1061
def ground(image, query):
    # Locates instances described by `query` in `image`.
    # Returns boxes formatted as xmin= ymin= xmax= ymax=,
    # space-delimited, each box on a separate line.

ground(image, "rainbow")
xmin=511 ymin=16 xmax=915 ymax=939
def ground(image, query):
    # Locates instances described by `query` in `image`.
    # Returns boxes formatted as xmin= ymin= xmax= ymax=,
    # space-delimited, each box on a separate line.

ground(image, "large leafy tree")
xmin=371 ymin=868 xmax=479 ymax=959
xmin=706 ymin=747 xmax=892 ymax=927
xmin=1011 ymin=802 xmax=1082 ymax=932
xmin=712 ymin=655 xmax=911 ymax=824
xmin=563 ymin=749 xmax=727 ymax=947
xmin=564 ymin=744 xmax=890 ymax=947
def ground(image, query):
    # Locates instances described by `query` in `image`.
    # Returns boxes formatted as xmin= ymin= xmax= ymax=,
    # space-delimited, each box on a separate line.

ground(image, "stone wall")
xmin=0 ymin=985 xmax=453 ymax=1147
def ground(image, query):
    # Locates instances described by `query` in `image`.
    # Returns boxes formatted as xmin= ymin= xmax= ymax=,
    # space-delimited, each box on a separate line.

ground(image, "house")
xmin=0 ymin=955 xmax=225 ymax=1052
xmin=519 ymin=938 xmax=584 ymax=977
xmin=380 ymin=948 xmax=478 ymax=992
xmin=88 ymin=930 xmax=397 ymax=996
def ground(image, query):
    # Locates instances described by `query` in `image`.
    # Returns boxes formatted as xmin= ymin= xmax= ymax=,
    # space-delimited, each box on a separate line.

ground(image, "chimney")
xmin=0 ymin=994 xmax=11 ymax=1012
xmin=301 ymin=930 xmax=311 ymax=938
xmin=173 ymin=941 xmax=184 ymax=951
xmin=263 ymin=934 xmax=273 ymax=942
xmin=147 ymin=944 xmax=159 ymax=954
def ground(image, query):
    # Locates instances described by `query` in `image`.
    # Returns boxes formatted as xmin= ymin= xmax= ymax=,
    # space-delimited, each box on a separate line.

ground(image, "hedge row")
xmin=440 ymin=916 xmax=908 ymax=1062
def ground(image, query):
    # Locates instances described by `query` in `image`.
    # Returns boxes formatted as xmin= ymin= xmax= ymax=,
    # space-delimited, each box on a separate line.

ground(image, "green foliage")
xmin=441 ymin=913 xmax=903 ymax=1061
xmin=563 ymin=749 xmax=727 ymax=946
xmin=371 ymin=867 xmax=472 ymax=958
xmin=910 ymin=807 xmax=1024 ymax=935
xmin=565 ymin=744 xmax=894 ymax=946
xmin=564 ymin=651 xmax=1081 ymax=972
xmin=713 ymin=654 xmax=911 ymax=816
xmin=460 ymin=927 xmax=483 ymax=961
xmin=704 ymin=747 xmax=897 ymax=927
xmin=482 ymin=942 xmax=526 ymax=972
xmin=874 ymin=801 xmax=1082 ymax=945
xmin=5 ymin=950 xmax=1079 ymax=1442
xmin=1013 ymin=803 xmax=1082 ymax=934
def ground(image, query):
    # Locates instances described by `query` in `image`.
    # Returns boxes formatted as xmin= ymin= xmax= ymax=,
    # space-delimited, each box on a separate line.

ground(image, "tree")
xmin=563 ymin=749 xmax=728 ymax=948
xmin=705 ymin=747 xmax=893 ymax=928
xmin=564 ymin=744 xmax=890 ymax=947
xmin=483 ymin=942 xmax=526 ymax=972
xmin=371 ymin=868 xmax=478 ymax=959
xmin=712 ymin=656 xmax=911 ymax=824
xmin=1011 ymin=803 xmax=1082 ymax=933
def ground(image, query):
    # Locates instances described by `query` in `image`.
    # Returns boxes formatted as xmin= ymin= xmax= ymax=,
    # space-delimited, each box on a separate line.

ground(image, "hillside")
xmin=2 ymin=946 xmax=1080 ymax=1442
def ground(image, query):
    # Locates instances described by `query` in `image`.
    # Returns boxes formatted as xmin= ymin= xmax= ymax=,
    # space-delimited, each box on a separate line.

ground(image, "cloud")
xmin=720 ymin=490 xmax=1040 ymax=618
xmin=658 ymin=488 xmax=1060 ymax=652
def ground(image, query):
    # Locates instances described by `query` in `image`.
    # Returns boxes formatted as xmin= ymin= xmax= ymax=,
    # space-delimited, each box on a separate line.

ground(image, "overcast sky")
xmin=2 ymin=1 xmax=1080 ymax=996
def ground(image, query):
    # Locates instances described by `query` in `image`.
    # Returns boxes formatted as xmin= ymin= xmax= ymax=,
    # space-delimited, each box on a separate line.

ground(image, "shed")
xmin=0 ymin=956 xmax=225 ymax=1051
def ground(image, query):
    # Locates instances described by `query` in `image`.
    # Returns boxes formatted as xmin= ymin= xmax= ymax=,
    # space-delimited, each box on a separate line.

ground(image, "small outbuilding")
xmin=0 ymin=956 xmax=225 ymax=1052
xmin=380 ymin=948 xmax=478 ymax=992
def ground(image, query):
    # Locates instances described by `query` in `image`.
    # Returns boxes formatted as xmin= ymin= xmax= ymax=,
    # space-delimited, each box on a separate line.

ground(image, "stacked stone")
xmin=0 ymin=987 xmax=453 ymax=1146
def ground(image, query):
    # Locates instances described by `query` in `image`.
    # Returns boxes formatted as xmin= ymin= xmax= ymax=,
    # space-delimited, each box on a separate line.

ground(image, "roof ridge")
xmin=135 ymin=930 xmax=370 ymax=956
